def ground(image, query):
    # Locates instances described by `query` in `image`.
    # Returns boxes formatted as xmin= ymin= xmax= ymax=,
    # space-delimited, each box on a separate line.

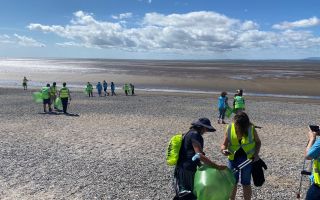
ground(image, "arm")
xmin=220 ymin=130 xmax=230 ymax=156
xmin=192 ymin=139 xmax=226 ymax=170
xmin=253 ymin=130 xmax=261 ymax=161
xmin=305 ymin=131 xmax=320 ymax=160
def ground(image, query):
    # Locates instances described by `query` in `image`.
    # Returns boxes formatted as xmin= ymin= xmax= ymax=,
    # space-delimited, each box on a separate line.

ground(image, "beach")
xmin=0 ymin=87 xmax=319 ymax=199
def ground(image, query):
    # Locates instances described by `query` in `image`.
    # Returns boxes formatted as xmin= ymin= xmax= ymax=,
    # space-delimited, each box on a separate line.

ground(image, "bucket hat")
xmin=191 ymin=117 xmax=216 ymax=132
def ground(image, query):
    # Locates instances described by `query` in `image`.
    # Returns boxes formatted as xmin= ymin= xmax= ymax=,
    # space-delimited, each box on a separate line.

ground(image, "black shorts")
xmin=23 ymin=83 xmax=27 ymax=86
xmin=43 ymin=98 xmax=51 ymax=105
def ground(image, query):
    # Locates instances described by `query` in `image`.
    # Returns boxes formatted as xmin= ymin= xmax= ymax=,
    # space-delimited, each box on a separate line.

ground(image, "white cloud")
xmin=27 ymin=10 xmax=320 ymax=53
xmin=0 ymin=34 xmax=45 ymax=47
xmin=112 ymin=12 xmax=133 ymax=20
xmin=272 ymin=17 xmax=320 ymax=30
xmin=14 ymin=34 xmax=46 ymax=47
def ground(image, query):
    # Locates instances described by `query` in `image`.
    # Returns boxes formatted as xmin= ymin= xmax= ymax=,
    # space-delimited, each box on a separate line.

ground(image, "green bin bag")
xmin=225 ymin=106 xmax=234 ymax=118
xmin=54 ymin=97 xmax=63 ymax=110
xmin=32 ymin=92 xmax=43 ymax=103
xmin=194 ymin=165 xmax=236 ymax=200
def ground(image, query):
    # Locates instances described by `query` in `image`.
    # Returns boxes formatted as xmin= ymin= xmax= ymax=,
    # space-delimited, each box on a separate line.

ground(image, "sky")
xmin=0 ymin=0 xmax=320 ymax=59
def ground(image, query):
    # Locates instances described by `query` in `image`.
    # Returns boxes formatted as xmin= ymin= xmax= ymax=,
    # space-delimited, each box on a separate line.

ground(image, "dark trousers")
xmin=61 ymin=98 xmax=68 ymax=113
xmin=173 ymin=167 xmax=196 ymax=200
xmin=306 ymin=184 xmax=320 ymax=200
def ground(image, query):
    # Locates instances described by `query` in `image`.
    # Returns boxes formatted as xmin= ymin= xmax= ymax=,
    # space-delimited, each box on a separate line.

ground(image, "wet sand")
xmin=0 ymin=87 xmax=319 ymax=199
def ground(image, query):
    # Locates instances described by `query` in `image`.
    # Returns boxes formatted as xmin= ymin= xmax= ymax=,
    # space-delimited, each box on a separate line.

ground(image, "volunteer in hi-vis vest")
xmin=221 ymin=112 xmax=261 ymax=200
xmin=59 ymin=82 xmax=71 ymax=114
xmin=41 ymin=83 xmax=52 ymax=113
xmin=305 ymin=129 xmax=320 ymax=200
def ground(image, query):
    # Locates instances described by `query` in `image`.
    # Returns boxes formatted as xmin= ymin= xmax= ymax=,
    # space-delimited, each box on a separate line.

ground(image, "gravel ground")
xmin=0 ymin=88 xmax=319 ymax=200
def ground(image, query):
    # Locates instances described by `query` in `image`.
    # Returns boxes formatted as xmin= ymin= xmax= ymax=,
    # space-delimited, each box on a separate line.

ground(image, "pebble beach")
xmin=0 ymin=87 xmax=319 ymax=199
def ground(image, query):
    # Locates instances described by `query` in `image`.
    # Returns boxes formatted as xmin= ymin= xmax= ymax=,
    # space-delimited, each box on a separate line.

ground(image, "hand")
xmin=221 ymin=149 xmax=231 ymax=156
xmin=216 ymin=165 xmax=227 ymax=170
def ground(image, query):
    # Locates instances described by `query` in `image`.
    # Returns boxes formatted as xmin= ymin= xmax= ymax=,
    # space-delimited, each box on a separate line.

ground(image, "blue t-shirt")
xmin=103 ymin=82 xmax=107 ymax=89
xmin=218 ymin=96 xmax=227 ymax=109
xmin=307 ymin=138 xmax=320 ymax=183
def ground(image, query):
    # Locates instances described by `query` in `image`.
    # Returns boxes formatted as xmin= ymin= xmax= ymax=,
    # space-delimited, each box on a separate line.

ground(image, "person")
xmin=123 ymin=83 xmax=130 ymax=96
xmin=50 ymin=82 xmax=58 ymax=110
xmin=41 ymin=83 xmax=52 ymax=113
xmin=305 ymin=128 xmax=320 ymax=200
xmin=173 ymin=118 xmax=227 ymax=200
xmin=233 ymin=89 xmax=245 ymax=114
xmin=86 ymin=82 xmax=93 ymax=97
xmin=130 ymin=83 xmax=135 ymax=96
xmin=111 ymin=82 xmax=116 ymax=96
xmin=96 ymin=82 xmax=102 ymax=97
xmin=103 ymin=80 xmax=109 ymax=96
xmin=221 ymin=112 xmax=261 ymax=200
xmin=218 ymin=91 xmax=228 ymax=124
xmin=22 ymin=77 xmax=29 ymax=90
xmin=59 ymin=82 xmax=71 ymax=114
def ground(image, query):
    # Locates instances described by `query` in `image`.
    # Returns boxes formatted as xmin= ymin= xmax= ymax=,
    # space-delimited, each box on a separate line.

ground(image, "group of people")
xmin=217 ymin=89 xmax=245 ymax=124
xmin=173 ymin=112 xmax=261 ymax=200
xmin=40 ymin=82 xmax=71 ymax=114
xmin=85 ymin=81 xmax=135 ymax=97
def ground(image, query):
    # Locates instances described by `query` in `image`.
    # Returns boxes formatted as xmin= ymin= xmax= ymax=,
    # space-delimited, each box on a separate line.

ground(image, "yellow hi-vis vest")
xmin=313 ymin=159 xmax=320 ymax=186
xmin=234 ymin=96 xmax=245 ymax=109
xmin=50 ymin=86 xmax=57 ymax=95
xmin=60 ymin=87 xmax=69 ymax=98
xmin=41 ymin=87 xmax=50 ymax=99
xmin=227 ymin=123 xmax=255 ymax=160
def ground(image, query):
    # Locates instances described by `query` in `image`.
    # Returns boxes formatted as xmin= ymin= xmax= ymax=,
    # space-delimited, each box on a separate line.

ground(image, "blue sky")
xmin=0 ymin=0 xmax=319 ymax=59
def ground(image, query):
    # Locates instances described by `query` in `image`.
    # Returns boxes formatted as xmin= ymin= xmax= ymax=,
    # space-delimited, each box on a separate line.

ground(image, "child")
xmin=218 ymin=91 xmax=228 ymax=124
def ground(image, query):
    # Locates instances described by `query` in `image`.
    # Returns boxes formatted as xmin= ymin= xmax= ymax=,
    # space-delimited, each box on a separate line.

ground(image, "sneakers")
xmin=178 ymin=190 xmax=192 ymax=197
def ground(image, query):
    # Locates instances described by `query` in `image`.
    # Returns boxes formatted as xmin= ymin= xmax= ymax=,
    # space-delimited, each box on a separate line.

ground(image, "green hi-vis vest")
xmin=41 ymin=87 xmax=50 ymax=99
xmin=227 ymin=123 xmax=255 ymax=160
xmin=60 ymin=87 xmax=69 ymax=98
xmin=50 ymin=86 xmax=57 ymax=95
xmin=313 ymin=159 xmax=320 ymax=186
xmin=234 ymin=96 xmax=245 ymax=109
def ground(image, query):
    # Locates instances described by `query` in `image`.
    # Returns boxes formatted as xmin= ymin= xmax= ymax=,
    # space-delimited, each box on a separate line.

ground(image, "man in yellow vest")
xmin=305 ymin=127 xmax=320 ymax=199
xmin=50 ymin=82 xmax=58 ymax=110
xmin=59 ymin=82 xmax=71 ymax=114
xmin=41 ymin=83 xmax=52 ymax=113
xmin=221 ymin=112 xmax=261 ymax=200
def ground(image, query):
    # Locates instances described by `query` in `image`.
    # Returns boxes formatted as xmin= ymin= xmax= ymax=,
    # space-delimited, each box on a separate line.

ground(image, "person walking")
xmin=50 ymin=82 xmax=58 ymax=110
xmin=103 ymin=80 xmax=109 ymax=96
xmin=96 ymin=82 xmax=102 ymax=97
xmin=218 ymin=91 xmax=228 ymax=124
xmin=59 ymin=82 xmax=71 ymax=114
xmin=173 ymin=118 xmax=227 ymax=200
xmin=305 ymin=128 xmax=320 ymax=200
xmin=123 ymin=83 xmax=130 ymax=96
xmin=221 ymin=112 xmax=261 ymax=200
xmin=22 ymin=77 xmax=29 ymax=90
xmin=41 ymin=83 xmax=52 ymax=113
xmin=233 ymin=89 xmax=245 ymax=114
xmin=86 ymin=82 xmax=93 ymax=97
xmin=111 ymin=82 xmax=116 ymax=96
xmin=130 ymin=83 xmax=135 ymax=96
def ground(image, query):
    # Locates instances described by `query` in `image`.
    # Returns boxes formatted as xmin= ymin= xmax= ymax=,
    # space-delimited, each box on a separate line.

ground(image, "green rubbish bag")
xmin=225 ymin=106 xmax=234 ymax=118
xmin=193 ymin=165 xmax=236 ymax=200
xmin=54 ymin=97 xmax=63 ymax=110
xmin=32 ymin=92 xmax=43 ymax=103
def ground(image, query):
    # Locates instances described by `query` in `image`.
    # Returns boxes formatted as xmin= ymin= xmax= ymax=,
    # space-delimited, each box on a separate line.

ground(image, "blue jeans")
xmin=306 ymin=184 xmax=320 ymax=200
xmin=228 ymin=156 xmax=252 ymax=185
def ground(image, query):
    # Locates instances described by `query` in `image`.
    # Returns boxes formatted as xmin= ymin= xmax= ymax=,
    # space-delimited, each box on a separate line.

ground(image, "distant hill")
xmin=303 ymin=57 xmax=320 ymax=61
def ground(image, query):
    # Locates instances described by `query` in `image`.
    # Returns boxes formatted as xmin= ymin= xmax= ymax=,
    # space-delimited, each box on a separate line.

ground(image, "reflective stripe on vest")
xmin=41 ymin=87 xmax=50 ymax=99
xmin=313 ymin=159 xmax=320 ymax=186
xmin=234 ymin=96 xmax=245 ymax=109
xmin=227 ymin=123 xmax=255 ymax=160
xmin=60 ymin=87 xmax=69 ymax=98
